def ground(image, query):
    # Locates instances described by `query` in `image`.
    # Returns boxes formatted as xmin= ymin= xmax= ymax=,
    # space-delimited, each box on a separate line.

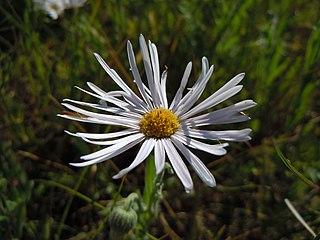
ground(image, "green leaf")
xmin=274 ymin=140 xmax=319 ymax=188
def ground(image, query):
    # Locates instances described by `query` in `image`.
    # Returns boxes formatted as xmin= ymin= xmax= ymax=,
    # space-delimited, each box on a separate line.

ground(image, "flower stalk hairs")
xmin=59 ymin=34 xmax=256 ymax=192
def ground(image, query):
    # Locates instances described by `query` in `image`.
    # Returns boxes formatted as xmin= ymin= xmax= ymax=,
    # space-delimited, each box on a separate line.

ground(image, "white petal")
xmin=184 ymin=100 xmax=256 ymax=127
xmin=70 ymin=135 xmax=145 ymax=167
xmin=93 ymin=53 xmax=147 ymax=110
xmin=160 ymin=70 xmax=168 ymax=108
xmin=58 ymin=114 xmax=128 ymax=126
xmin=112 ymin=138 xmax=156 ymax=179
xmin=127 ymin=41 xmax=153 ymax=108
xmin=212 ymin=73 xmax=245 ymax=97
xmin=93 ymin=53 xmax=133 ymax=95
xmin=149 ymin=41 xmax=163 ymax=107
xmin=63 ymin=99 xmax=142 ymax=119
xmin=180 ymin=128 xmax=252 ymax=142
xmin=171 ymin=138 xmax=216 ymax=187
xmin=173 ymin=57 xmax=210 ymax=113
xmin=74 ymin=86 xmax=134 ymax=111
xmin=170 ymin=62 xmax=192 ymax=110
xmin=80 ymin=133 xmax=144 ymax=160
xmin=84 ymin=83 xmax=125 ymax=98
xmin=175 ymin=65 xmax=214 ymax=116
xmin=172 ymin=134 xmax=228 ymax=156
xmin=87 ymin=82 xmax=109 ymax=97
xmin=139 ymin=35 xmax=161 ymax=106
xmin=87 ymin=83 xmax=147 ymax=112
xmin=61 ymin=103 xmax=139 ymax=127
xmin=103 ymin=90 xmax=126 ymax=97
xmin=70 ymin=134 xmax=145 ymax=167
xmin=180 ymin=73 xmax=245 ymax=120
xmin=66 ymin=129 xmax=138 ymax=140
xmin=185 ymin=100 xmax=256 ymax=123
xmin=149 ymin=43 xmax=160 ymax=86
xmin=154 ymin=139 xmax=165 ymax=175
xmin=163 ymin=139 xmax=193 ymax=192
xmin=78 ymin=135 xmax=139 ymax=146
xmin=185 ymin=115 xmax=251 ymax=127
xmin=180 ymin=85 xmax=243 ymax=120
xmin=123 ymin=94 xmax=148 ymax=113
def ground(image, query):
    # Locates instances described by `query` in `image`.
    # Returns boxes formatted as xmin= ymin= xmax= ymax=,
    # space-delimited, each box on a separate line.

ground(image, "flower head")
xmin=34 ymin=0 xmax=87 ymax=19
xmin=59 ymin=34 xmax=256 ymax=192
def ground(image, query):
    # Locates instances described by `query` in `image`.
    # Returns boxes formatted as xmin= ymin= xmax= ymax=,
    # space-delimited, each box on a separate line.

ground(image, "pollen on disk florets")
xmin=139 ymin=108 xmax=180 ymax=139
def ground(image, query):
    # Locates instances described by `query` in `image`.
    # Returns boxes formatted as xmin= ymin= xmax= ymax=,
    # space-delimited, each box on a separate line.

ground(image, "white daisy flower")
xmin=59 ymin=34 xmax=256 ymax=192
xmin=34 ymin=0 xmax=87 ymax=20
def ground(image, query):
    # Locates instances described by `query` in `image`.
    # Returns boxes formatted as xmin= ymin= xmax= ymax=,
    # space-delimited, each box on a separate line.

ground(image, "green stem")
xmin=93 ymin=175 xmax=126 ymax=238
xmin=36 ymin=178 xmax=104 ymax=209
xmin=54 ymin=167 xmax=89 ymax=240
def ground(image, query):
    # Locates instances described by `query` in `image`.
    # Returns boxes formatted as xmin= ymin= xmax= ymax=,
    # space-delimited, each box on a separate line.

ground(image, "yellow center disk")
xmin=139 ymin=108 xmax=180 ymax=138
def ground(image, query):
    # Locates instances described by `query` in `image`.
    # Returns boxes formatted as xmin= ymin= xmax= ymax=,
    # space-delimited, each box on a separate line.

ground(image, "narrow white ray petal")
xmin=160 ymin=69 xmax=168 ymax=108
xmin=93 ymin=53 xmax=133 ymax=95
xmin=149 ymin=41 xmax=163 ymax=107
xmin=172 ymin=138 xmax=216 ymax=187
xmin=173 ymin=57 xmax=210 ymax=113
xmin=70 ymin=135 xmax=145 ymax=167
xmin=93 ymin=53 xmax=134 ymax=93
xmin=59 ymin=109 xmax=138 ymax=128
xmin=113 ymin=138 xmax=156 ymax=179
xmin=105 ymin=90 xmax=126 ymax=97
xmin=63 ymin=99 xmax=143 ymax=119
xmin=87 ymin=82 xmax=109 ymax=97
xmin=79 ymin=134 xmax=141 ymax=146
xmin=175 ymin=65 xmax=214 ymax=116
xmin=75 ymin=86 xmax=123 ymax=105
xmin=80 ymin=133 xmax=144 ymax=160
xmin=163 ymin=139 xmax=193 ymax=192
xmin=139 ymin=35 xmax=160 ymax=106
xmin=66 ymin=130 xmax=137 ymax=145
xmin=284 ymin=198 xmax=317 ymax=237
xmin=154 ymin=139 xmax=165 ymax=175
xmin=180 ymin=73 xmax=246 ymax=119
xmin=74 ymin=86 xmax=134 ymax=111
xmin=59 ymin=114 xmax=138 ymax=127
xmin=177 ymin=72 xmax=245 ymax=118
xmin=93 ymin=53 xmax=147 ymax=110
xmin=180 ymin=85 xmax=243 ymax=120
xmin=127 ymin=41 xmax=153 ymax=108
xmin=87 ymin=82 xmax=147 ymax=112
xmin=212 ymin=73 xmax=245 ymax=97
xmin=141 ymin=83 xmax=152 ymax=98
xmin=149 ymin=43 xmax=160 ymax=85
xmin=170 ymin=62 xmax=192 ymax=110
xmin=109 ymin=69 xmax=149 ymax=109
xmin=184 ymin=112 xmax=251 ymax=127
xmin=179 ymin=128 xmax=252 ymax=142
xmin=172 ymin=134 xmax=228 ymax=156
xmin=189 ymin=57 xmax=209 ymax=91
xmin=77 ymin=84 xmax=126 ymax=98
xmin=122 ymin=94 xmax=148 ymax=113
xmin=66 ymin=129 xmax=138 ymax=140
xmin=61 ymin=103 xmax=139 ymax=127
xmin=185 ymin=100 xmax=257 ymax=125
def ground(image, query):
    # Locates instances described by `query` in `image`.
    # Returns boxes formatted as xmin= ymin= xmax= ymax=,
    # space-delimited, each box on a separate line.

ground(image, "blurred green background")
xmin=1 ymin=0 xmax=319 ymax=239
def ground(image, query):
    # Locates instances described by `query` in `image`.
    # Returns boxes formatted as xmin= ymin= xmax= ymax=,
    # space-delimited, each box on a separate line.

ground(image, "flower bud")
xmin=109 ymin=206 xmax=138 ymax=232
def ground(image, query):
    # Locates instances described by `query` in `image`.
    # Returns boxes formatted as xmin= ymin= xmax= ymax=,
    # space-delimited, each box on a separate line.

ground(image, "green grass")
xmin=1 ymin=0 xmax=320 ymax=239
